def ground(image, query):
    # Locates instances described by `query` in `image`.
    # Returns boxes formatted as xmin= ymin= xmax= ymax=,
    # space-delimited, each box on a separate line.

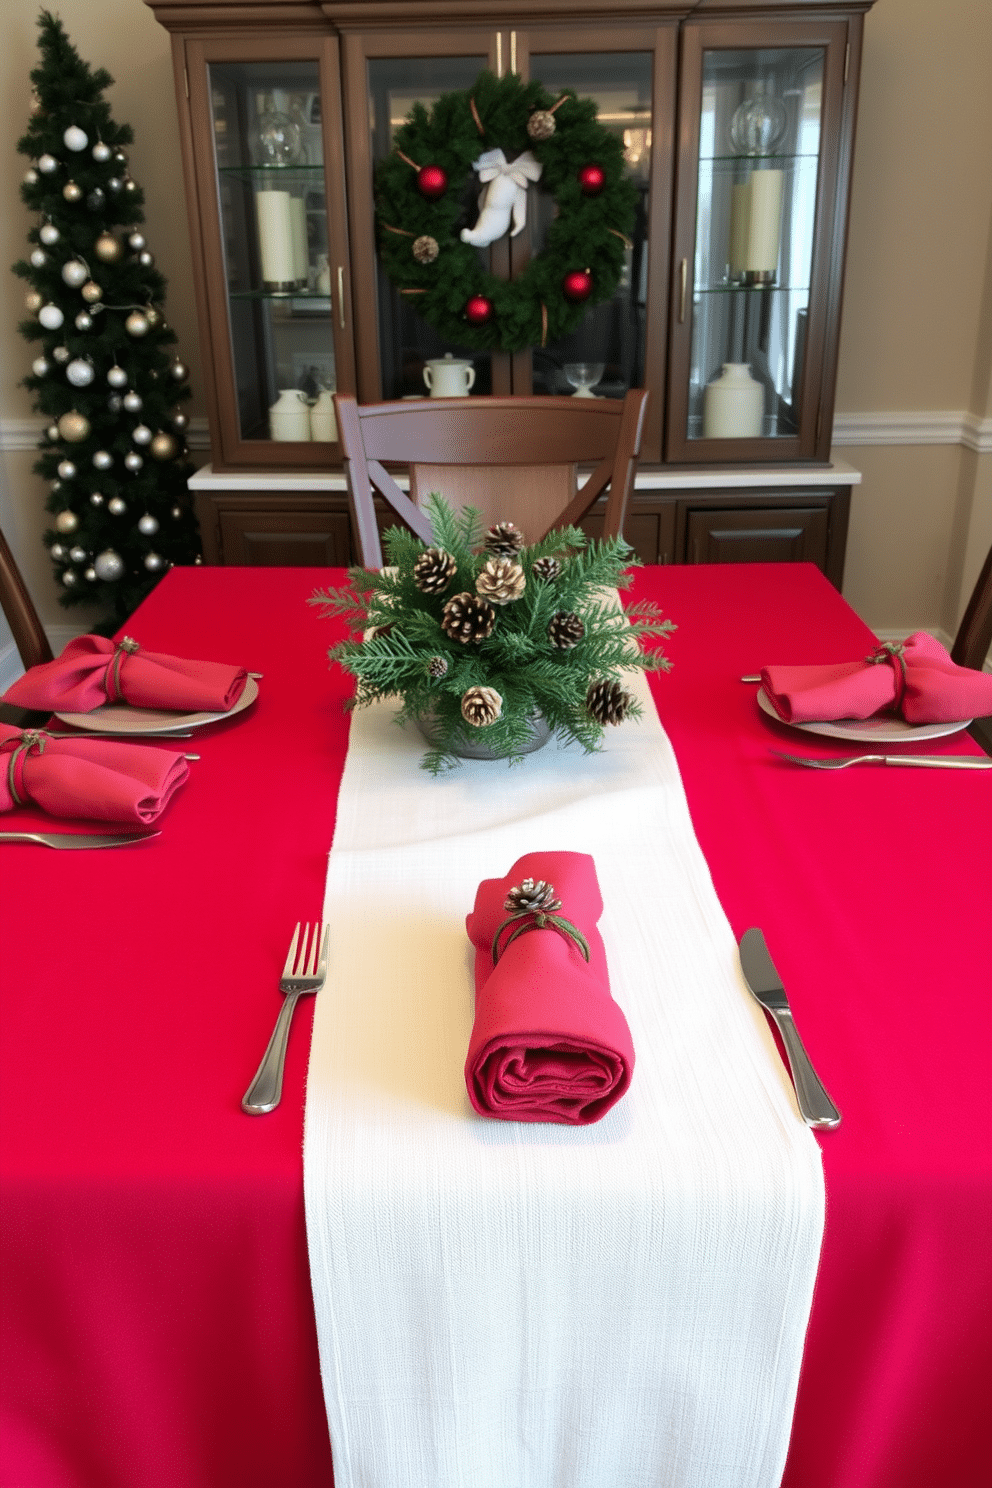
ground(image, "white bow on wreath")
xmin=460 ymin=148 xmax=544 ymax=248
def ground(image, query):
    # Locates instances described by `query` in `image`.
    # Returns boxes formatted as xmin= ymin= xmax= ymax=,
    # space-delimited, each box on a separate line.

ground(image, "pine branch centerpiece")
xmin=309 ymin=496 xmax=675 ymax=773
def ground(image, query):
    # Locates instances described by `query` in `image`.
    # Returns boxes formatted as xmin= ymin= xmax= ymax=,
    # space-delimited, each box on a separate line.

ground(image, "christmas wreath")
xmin=375 ymin=70 xmax=638 ymax=354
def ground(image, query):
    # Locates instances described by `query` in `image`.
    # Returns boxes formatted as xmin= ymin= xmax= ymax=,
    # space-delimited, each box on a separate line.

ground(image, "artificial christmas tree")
xmin=13 ymin=10 xmax=201 ymax=630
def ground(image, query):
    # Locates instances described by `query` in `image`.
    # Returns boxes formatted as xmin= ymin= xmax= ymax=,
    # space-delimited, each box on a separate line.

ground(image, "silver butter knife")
xmin=739 ymin=927 xmax=841 ymax=1129
xmin=0 ymin=829 xmax=160 ymax=849
xmin=772 ymin=750 xmax=992 ymax=770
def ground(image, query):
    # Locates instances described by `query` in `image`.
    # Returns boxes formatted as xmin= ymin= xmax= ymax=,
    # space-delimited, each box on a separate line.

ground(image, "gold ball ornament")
xmin=81 ymin=280 xmax=104 ymax=303
xmin=150 ymin=431 xmax=179 ymax=462
xmin=58 ymin=410 xmax=91 ymax=443
xmin=527 ymin=109 xmax=557 ymax=141
xmin=29 ymin=89 xmax=42 ymax=117
xmin=94 ymin=232 xmax=122 ymax=263
xmin=55 ymin=509 xmax=80 ymax=533
xmin=24 ymin=290 xmax=44 ymax=313
xmin=62 ymin=180 xmax=83 ymax=203
xmin=125 ymin=311 xmax=150 ymax=337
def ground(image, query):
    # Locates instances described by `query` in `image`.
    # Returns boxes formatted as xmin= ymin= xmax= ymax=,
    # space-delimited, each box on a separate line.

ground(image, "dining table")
xmin=0 ymin=559 xmax=989 ymax=1488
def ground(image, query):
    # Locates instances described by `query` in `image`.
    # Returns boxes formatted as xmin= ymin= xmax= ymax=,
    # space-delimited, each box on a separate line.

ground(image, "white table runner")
xmin=304 ymin=672 xmax=824 ymax=1488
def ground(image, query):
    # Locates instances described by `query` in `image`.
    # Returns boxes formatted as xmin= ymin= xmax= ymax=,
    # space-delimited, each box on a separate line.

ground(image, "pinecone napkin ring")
xmin=492 ymin=878 xmax=590 ymax=965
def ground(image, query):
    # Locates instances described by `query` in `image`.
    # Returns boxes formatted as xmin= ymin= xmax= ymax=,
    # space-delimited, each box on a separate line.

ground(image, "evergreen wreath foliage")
xmin=375 ymin=70 xmax=638 ymax=353
xmin=309 ymin=496 xmax=675 ymax=773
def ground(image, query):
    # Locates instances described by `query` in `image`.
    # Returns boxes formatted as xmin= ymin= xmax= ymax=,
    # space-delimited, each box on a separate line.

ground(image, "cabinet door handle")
xmin=679 ymin=258 xmax=687 ymax=323
xmin=337 ymin=267 xmax=345 ymax=329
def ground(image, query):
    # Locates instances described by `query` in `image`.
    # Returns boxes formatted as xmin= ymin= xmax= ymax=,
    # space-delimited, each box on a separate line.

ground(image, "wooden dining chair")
xmin=0 ymin=525 xmax=53 ymax=672
xmin=951 ymin=541 xmax=992 ymax=672
xmin=334 ymin=390 xmax=650 ymax=569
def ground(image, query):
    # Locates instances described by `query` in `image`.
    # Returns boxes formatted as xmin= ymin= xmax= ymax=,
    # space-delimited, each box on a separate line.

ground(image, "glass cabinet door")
xmin=668 ymin=20 xmax=848 ymax=462
xmin=185 ymin=38 xmax=354 ymax=467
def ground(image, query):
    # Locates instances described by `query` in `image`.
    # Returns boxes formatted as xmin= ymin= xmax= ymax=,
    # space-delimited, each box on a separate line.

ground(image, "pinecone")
xmin=586 ymin=678 xmax=635 ymax=726
xmin=476 ymin=556 xmax=525 ymax=606
xmin=427 ymin=654 xmax=449 ymax=679
xmin=412 ymin=234 xmax=439 ymax=264
xmin=532 ymin=555 xmax=561 ymax=584
xmin=441 ymin=592 xmax=496 ymax=644
xmin=527 ymin=109 xmax=556 ymax=141
xmin=413 ymin=547 xmax=457 ymax=594
xmin=461 ymin=685 xmax=502 ymax=727
xmin=503 ymin=878 xmax=561 ymax=916
xmin=484 ymin=521 xmax=525 ymax=557
xmin=548 ymin=611 xmax=584 ymax=649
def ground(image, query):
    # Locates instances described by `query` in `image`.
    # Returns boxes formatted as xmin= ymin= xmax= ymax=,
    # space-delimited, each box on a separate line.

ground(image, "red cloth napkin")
xmin=760 ymin=631 xmax=992 ymax=724
xmin=0 ymin=725 xmax=189 ymax=823
xmin=464 ymin=851 xmax=634 ymax=1125
xmin=1 ymin=634 xmax=248 ymax=715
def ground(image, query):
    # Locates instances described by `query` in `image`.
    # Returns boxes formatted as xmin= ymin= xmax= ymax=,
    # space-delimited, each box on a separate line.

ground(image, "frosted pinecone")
xmin=412 ymin=234 xmax=439 ymax=264
xmin=413 ymin=546 xmax=457 ymax=594
xmin=527 ymin=109 xmax=556 ymax=141
xmin=586 ymin=678 xmax=635 ymax=726
xmin=484 ymin=521 xmax=525 ymax=558
xmin=427 ymin=654 xmax=449 ymax=679
xmin=476 ymin=556 xmax=525 ymax=606
xmin=504 ymin=878 xmax=561 ymax=915
xmin=532 ymin=555 xmax=561 ymax=584
xmin=548 ymin=611 xmax=584 ymax=649
xmin=461 ymin=685 xmax=502 ymax=727
xmin=441 ymin=592 xmax=496 ymax=644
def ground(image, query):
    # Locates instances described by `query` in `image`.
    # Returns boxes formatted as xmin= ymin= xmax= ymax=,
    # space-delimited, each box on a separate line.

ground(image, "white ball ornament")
xmin=32 ymin=356 xmax=51 ymax=377
xmin=124 ymin=452 xmax=144 ymax=472
xmin=106 ymin=176 xmax=123 ymax=195
xmin=143 ymin=552 xmax=165 ymax=572
xmin=30 ymin=248 xmax=47 ymax=268
xmin=123 ymin=391 xmax=143 ymax=412
xmin=85 ymin=566 xmax=97 ymax=581
xmin=69 ymin=545 xmax=87 ymax=563
xmin=171 ymin=506 xmax=182 ymax=520
xmin=92 ymin=450 xmax=114 ymax=470
xmin=52 ymin=344 xmax=70 ymax=363
xmin=55 ymin=509 xmax=79 ymax=533
xmin=75 ymin=311 xmax=93 ymax=331
xmin=38 ymin=302 xmax=64 ymax=329
xmin=107 ymin=364 xmax=128 ymax=388
xmin=47 ymin=424 xmax=60 ymax=442
xmin=92 ymin=140 xmax=112 ymax=163
xmin=57 ymin=460 xmax=77 ymax=479
xmin=40 ymin=222 xmax=60 ymax=246
xmin=23 ymin=169 xmax=39 ymax=186
xmin=169 ymin=361 xmax=189 ymax=383
xmin=132 ymin=424 xmax=152 ymax=445
xmin=90 ymin=492 xmax=105 ymax=506
xmin=61 ymin=569 xmax=78 ymax=587
xmin=170 ymin=409 xmax=189 ymax=431
xmin=64 ymin=125 xmax=89 ymax=152
xmin=128 ymin=232 xmax=146 ymax=252
xmin=61 ymin=259 xmax=88 ymax=288
xmin=50 ymin=543 xmax=66 ymax=560
xmin=67 ymin=357 xmax=95 ymax=387
xmin=94 ymin=549 xmax=124 ymax=581
xmin=38 ymin=154 xmax=59 ymax=174
xmin=108 ymin=497 xmax=127 ymax=515
xmin=138 ymin=251 xmax=154 ymax=269
xmin=125 ymin=311 xmax=149 ymax=338
xmin=138 ymin=513 xmax=159 ymax=536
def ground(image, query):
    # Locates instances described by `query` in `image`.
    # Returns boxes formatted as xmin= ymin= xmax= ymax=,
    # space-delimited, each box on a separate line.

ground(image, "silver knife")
xmin=0 ymin=829 xmax=160 ymax=849
xmin=739 ymin=927 xmax=841 ymax=1129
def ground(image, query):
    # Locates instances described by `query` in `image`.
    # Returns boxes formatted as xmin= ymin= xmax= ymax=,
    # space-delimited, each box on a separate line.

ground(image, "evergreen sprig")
xmin=309 ymin=494 xmax=674 ymax=772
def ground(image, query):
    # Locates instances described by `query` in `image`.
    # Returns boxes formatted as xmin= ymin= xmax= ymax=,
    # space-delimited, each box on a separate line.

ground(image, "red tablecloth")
xmin=1 ymin=564 xmax=989 ymax=1488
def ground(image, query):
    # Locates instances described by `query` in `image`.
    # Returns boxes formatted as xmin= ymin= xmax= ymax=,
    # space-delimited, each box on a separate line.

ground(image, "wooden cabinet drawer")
xmin=684 ymin=505 xmax=830 ymax=568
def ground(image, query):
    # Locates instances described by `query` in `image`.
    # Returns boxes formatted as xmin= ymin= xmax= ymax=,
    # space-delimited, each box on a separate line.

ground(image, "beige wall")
xmin=2 ymin=0 xmax=991 ymax=651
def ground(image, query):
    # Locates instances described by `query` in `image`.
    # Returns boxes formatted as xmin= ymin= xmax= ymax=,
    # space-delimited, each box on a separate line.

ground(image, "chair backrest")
xmin=334 ymin=390 xmax=649 ymax=568
xmin=0 ymin=526 xmax=53 ymax=672
xmin=951 ymin=542 xmax=992 ymax=672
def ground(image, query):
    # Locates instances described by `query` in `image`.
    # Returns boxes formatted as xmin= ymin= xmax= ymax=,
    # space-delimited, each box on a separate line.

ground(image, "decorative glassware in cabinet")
xmin=209 ymin=61 xmax=337 ymax=443
xmin=689 ymin=46 xmax=824 ymax=442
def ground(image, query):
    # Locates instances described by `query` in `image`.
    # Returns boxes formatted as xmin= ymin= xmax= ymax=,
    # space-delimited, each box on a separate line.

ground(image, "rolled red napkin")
xmin=1 ymin=633 xmax=248 ymax=715
xmin=464 ymin=852 xmax=634 ymax=1125
xmin=0 ymin=725 xmax=189 ymax=823
xmin=761 ymin=632 xmax=992 ymax=725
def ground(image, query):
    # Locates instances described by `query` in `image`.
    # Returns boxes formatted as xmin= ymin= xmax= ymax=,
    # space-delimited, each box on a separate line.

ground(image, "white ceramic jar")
xmin=269 ymin=389 xmax=311 ymax=441
xmin=423 ymin=354 xmax=475 ymax=397
xmin=310 ymin=389 xmax=338 ymax=442
xmin=702 ymin=363 xmax=764 ymax=439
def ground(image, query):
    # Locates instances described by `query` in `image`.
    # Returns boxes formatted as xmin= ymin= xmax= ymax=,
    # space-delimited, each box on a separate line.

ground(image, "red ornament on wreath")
xmin=578 ymin=164 xmax=606 ymax=195
xmin=465 ymin=294 xmax=493 ymax=325
xmin=563 ymin=269 xmax=593 ymax=303
xmin=417 ymin=164 xmax=448 ymax=199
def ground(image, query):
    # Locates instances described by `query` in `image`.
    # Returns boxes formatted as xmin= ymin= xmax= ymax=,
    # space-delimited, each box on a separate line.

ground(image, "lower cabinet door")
xmin=218 ymin=509 xmax=352 ymax=567
xmin=684 ymin=504 xmax=829 ymax=568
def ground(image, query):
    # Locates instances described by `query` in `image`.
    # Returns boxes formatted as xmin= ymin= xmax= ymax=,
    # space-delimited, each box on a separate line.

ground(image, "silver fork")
xmin=242 ymin=922 xmax=330 ymax=1115
xmin=771 ymin=749 xmax=992 ymax=770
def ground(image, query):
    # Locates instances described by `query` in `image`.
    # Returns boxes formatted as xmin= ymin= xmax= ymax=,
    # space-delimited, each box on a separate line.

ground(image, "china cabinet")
xmin=146 ymin=0 xmax=872 ymax=581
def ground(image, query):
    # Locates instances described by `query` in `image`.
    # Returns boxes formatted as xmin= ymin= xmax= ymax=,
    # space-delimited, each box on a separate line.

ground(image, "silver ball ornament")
xmin=75 ymin=311 xmax=93 ymax=332
xmin=38 ymin=153 xmax=59 ymax=174
xmin=125 ymin=311 xmax=149 ymax=338
xmin=92 ymin=140 xmax=111 ymax=163
xmin=63 ymin=125 xmax=89 ymax=152
xmin=90 ymin=491 xmax=105 ymax=506
xmin=131 ymin=424 xmax=152 ymax=445
xmin=30 ymin=248 xmax=47 ymax=268
xmin=55 ymin=509 xmax=79 ymax=533
xmin=106 ymin=177 xmax=123 ymax=194
xmin=169 ymin=361 xmax=189 ymax=383
xmin=171 ymin=506 xmax=182 ymax=520
xmin=47 ymin=424 xmax=60 ymax=442
xmin=61 ymin=569 xmax=78 ymax=587
xmin=122 ymin=391 xmax=143 ymax=412
xmin=108 ymin=394 xmax=123 ymax=413
xmin=52 ymin=344 xmax=70 ymax=364
xmin=138 ymin=513 xmax=159 ymax=536
xmin=108 ymin=497 xmax=127 ymax=515
xmin=57 ymin=460 xmax=77 ymax=480
xmin=114 ymin=150 xmax=128 ymax=166
xmin=143 ymin=552 xmax=164 ymax=572
xmin=124 ymin=451 xmax=144 ymax=472
xmin=86 ymin=189 xmax=106 ymax=212
xmin=81 ymin=280 xmax=103 ymax=303
xmin=62 ymin=181 xmax=83 ymax=203
xmin=39 ymin=222 xmax=60 ymax=246
xmin=58 ymin=410 xmax=91 ymax=442
xmin=25 ymin=290 xmax=44 ymax=313
xmin=124 ymin=178 xmax=138 ymax=194
xmin=92 ymin=450 xmax=113 ymax=470
xmin=61 ymin=258 xmax=88 ymax=287
xmin=39 ymin=303 xmax=64 ymax=329
xmin=138 ymin=251 xmax=154 ymax=268
xmin=69 ymin=544 xmax=87 ymax=563
xmin=128 ymin=232 xmax=146 ymax=252
xmin=67 ymin=357 xmax=95 ymax=387
xmin=94 ymin=549 xmax=124 ymax=582
xmin=84 ymin=567 xmax=97 ymax=581
xmin=50 ymin=544 xmax=66 ymax=560
xmin=32 ymin=355 xmax=51 ymax=377
xmin=170 ymin=409 xmax=188 ymax=431
xmin=107 ymin=364 xmax=128 ymax=388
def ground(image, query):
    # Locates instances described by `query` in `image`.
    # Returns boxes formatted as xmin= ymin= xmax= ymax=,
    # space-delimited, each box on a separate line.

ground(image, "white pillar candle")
xmin=728 ymin=179 xmax=751 ymax=277
xmin=745 ymin=169 xmax=783 ymax=276
xmin=703 ymin=363 xmax=764 ymax=439
xmin=255 ymin=190 xmax=295 ymax=286
xmin=289 ymin=195 xmax=309 ymax=285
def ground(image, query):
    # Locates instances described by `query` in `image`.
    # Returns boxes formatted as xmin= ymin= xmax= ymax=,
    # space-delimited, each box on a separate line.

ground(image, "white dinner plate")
xmin=54 ymin=676 xmax=259 ymax=735
xmin=756 ymin=685 xmax=970 ymax=743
